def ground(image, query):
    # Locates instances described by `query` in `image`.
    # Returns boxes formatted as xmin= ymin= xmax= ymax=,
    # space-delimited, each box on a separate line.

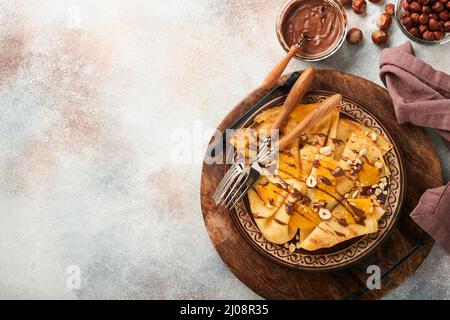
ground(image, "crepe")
xmin=239 ymin=101 xmax=393 ymax=251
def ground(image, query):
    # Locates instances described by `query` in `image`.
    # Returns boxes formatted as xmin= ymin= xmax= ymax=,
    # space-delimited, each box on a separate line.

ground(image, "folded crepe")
xmin=240 ymin=102 xmax=393 ymax=250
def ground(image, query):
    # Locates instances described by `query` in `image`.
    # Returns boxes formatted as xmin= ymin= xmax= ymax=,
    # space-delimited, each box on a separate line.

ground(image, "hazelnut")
xmin=402 ymin=10 xmax=411 ymax=18
xmin=447 ymin=1 xmax=450 ymax=10
xmin=444 ymin=20 xmax=450 ymax=31
xmin=422 ymin=5 xmax=432 ymax=13
xmin=339 ymin=0 xmax=352 ymax=5
xmin=403 ymin=16 xmax=414 ymax=27
xmin=434 ymin=31 xmax=445 ymax=39
xmin=429 ymin=17 xmax=439 ymax=30
xmin=419 ymin=24 xmax=429 ymax=33
xmin=372 ymin=30 xmax=389 ymax=45
xmin=352 ymin=0 xmax=367 ymax=14
xmin=319 ymin=145 xmax=333 ymax=155
xmin=438 ymin=20 xmax=445 ymax=31
xmin=346 ymin=28 xmax=364 ymax=44
xmin=306 ymin=175 xmax=318 ymax=188
xmin=439 ymin=10 xmax=449 ymax=20
xmin=411 ymin=12 xmax=421 ymax=23
xmin=419 ymin=12 xmax=429 ymax=24
xmin=410 ymin=1 xmax=422 ymax=11
xmin=377 ymin=13 xmax=393 ymax=30
xmin=385 ymin=3 xmax=395 ymax=15
xmin=440 ymin=0 xmax=447 ymax=3
xmin=432 ymin=1 xmax=444 ymax=12
xmin=408 ymin=26 xmax=421 ymax=37
xmin=318 ymin=208 xmax=332 ymax=220
xmin=422 ymin=30 xmax=435 ymax=40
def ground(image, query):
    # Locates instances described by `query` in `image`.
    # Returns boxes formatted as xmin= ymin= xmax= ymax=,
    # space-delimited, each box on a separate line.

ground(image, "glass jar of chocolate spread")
xmin=276 ymin=0 xmax=348 ymax=61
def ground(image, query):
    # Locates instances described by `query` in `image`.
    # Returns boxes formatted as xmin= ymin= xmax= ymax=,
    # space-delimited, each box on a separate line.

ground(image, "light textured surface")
xmin=0 ymin=0 xmax=448 ymax=299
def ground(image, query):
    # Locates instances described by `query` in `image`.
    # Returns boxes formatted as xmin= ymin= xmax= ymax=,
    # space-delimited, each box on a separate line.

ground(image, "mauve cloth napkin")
xmin=380 ymin=41 xmax=450 ymax=253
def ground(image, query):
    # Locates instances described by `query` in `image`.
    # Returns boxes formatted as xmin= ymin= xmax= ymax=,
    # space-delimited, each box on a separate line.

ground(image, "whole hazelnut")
xmin=402 ymin=0 xmax=410 ymax=10
xmin=372 ymin=30 xmax=389 ymax=45
xmin=377 ymin=13 xmax=393 ymax=30
xmin=438 ymin=20 xmax=445 ymax=31
xmin=432 ymin=1 xmax=444 ymax=11
xmin=429 ymin=12 xmax=439 ymax=20
xmin=410 ymin=1 xmax=422 ymax=12
xmin=429 ymin=18 xmax=439 ymax=30
xmin=408 ymin=26 xmax=421 ymax=37
xmin=402 ymin=10 xmax=411 ymax=18
xmin=439 ymin=10 xmax=449 ymax=20
xmin=422 ymin=5 xmax=432 ymax=12
xmin=422 ymin=30 xmax=435 ymax=40
xmin=346 ymin=28 xmax=364 ymax=44
xmin=411 ymin=12 xmax=420 ymax=23
xmin=447 ymin=1 xmax=450 ymax=10
xmin=419 ymin=24 xmax=429 ymax=33
xmin=419 ymin=12 xmax=430 ymax=23
xmin=434 ymin=31 xmax=445 ymax=39
xmin=339 ymin=0 xmax=352 ymax=5
xmin=352 ymin=0 xmax=367 ymax=14
xmin=403 ymin=16 xmax=415 ymax=27
xmin=444 ymin=20 xmax=450 ymax=31
xmin=385 ymin=3 xmax=395 ymax=15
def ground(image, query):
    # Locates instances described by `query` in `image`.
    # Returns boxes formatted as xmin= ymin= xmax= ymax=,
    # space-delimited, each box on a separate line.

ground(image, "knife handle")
xmin=278 ymin=94 xmax=342 ymax=150
xmin=261 ymin=45 xmax=300 ymax=91
xmin=270 ymin=67 xmax=315 ymax=131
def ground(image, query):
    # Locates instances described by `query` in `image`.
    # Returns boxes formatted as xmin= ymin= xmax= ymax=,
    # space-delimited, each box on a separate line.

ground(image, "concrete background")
xmin=0 ymin=0 xmax=448 ymax=299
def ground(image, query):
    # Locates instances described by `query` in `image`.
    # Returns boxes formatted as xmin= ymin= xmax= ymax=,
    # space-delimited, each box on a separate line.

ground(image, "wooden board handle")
xmin=261 ymin=45 xmax=300 ymax=91
xmin=270 ymin=67 xmax=315 ymax=131
xmin=279 ymin=94 xmax=342 ymax=150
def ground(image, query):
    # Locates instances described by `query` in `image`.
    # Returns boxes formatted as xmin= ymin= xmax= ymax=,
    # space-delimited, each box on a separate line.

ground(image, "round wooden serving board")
xmin=200 ymin=69 xmax=442 ymax=300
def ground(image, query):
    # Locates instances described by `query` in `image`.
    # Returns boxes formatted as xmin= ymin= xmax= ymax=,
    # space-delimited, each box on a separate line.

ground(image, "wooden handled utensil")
xmin=260 ymin=33 xmax=309 ymax=91
xmin=270 ymin=67 xmax=315 ymax=131
xmin=278 ymin=94 xmax=342 ymax=150
xmin=217 ymin=93 xmax=342 ymax=209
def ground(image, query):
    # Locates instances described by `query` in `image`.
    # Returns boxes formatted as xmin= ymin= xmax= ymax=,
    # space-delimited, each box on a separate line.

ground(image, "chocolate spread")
xmin=281 ymin=0 xmax=344 ymax=57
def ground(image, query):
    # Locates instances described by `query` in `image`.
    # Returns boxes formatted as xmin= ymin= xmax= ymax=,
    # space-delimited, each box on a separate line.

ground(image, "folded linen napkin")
xmin=380 ymin=41 xmax=450 ymax=254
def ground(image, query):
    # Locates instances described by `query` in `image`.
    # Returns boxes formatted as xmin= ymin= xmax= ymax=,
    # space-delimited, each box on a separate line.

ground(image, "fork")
xmin=218 ymin=93 xmax=342 ymax=209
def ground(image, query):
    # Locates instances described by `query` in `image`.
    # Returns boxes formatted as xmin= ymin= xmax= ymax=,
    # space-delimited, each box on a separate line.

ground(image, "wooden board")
xmin=200 ymin=69 xmax=442 ymax=300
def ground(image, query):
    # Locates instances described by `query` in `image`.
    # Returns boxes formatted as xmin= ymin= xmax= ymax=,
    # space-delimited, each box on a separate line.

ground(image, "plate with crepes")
xmin=223 ymin=90 xmax=405 ymax=271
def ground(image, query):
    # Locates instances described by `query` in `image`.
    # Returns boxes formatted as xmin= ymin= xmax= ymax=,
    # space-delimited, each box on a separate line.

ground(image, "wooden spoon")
xmin=279 ymin=94 xmax=342 ymax=150
xmin=270 ymin=67 xmax=315 ymax=131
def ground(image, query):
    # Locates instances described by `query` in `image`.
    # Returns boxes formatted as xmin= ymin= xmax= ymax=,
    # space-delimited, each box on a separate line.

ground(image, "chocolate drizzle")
xmin=285 ymin=202 xmax=295 ymax=215
xmin=335 ymin=231 xmax=345 ymax=237
xmin=313 ymin=159 xmax=320 ymax=168
xmin=332 ymin=138 xmax=344 ymax=145
xmin=349 ymin=204 xmax=366 ymax=218
xmin=318 ymin=175 xmax=332 ymax=185
xmin=331 ymin=167 xmax=344 ymax=177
